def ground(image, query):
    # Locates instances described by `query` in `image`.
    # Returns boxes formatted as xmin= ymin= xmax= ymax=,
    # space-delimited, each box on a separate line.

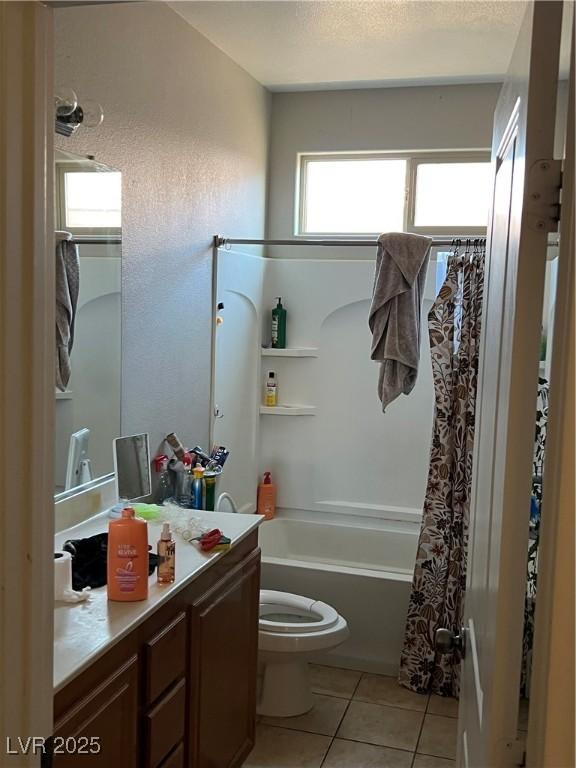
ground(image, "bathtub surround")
xmin=399 ymin=241 xmax=486 ymax=697
xmin=369 ymin=233 xmax=432 ymax=411
xmin=55 ymin=2 xmax=270 ymax=455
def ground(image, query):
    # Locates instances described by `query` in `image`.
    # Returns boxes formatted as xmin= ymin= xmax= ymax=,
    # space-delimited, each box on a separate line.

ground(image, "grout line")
xmin=319 ymin=690 xmax=354 ymax=766
xmin=331 ymin=736 xmax=415 ymax=756
xmin=412 ymin=703 xmax=428 ymax=765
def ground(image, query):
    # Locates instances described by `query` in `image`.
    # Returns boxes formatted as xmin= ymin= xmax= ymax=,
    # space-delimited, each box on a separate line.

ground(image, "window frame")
xmin=296 ymin=150 xmax=490 ymax=238
xmin=55 ymin=162 xmax=122 ymax=237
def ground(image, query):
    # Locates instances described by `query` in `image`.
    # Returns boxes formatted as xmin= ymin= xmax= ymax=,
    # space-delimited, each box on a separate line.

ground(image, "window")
xmin=56 ymin=165 xmax=121 ymax=234
xmin=412 ymin=161 xmax=491 ymax=228
xmin=297 ymin=152 xmax=490 ymax=236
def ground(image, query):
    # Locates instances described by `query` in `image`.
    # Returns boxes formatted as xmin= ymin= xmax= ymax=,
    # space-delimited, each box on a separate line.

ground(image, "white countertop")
xmin=54 ymin=509 xmax=262 ymax=693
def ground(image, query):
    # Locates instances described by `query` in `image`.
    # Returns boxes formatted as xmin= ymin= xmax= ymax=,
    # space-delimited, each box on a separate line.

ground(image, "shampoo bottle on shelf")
xmin=107 ymin=507 xmax=149 ymax=602
xmin=271 ymin=297 xmax=287 ymax=348
xmin=257 ymin=472 xmax=276 ymax=520
xmin=265 ymin=371 xmax=277 ymax=407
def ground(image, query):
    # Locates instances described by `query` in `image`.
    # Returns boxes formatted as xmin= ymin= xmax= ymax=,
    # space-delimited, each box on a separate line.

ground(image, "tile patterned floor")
xmin=244 ymin=665 xmax=458 ymax=768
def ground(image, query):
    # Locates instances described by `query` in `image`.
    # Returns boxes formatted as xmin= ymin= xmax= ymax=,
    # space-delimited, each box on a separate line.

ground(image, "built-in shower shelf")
xmin=260 ymin=405 xmax=316 ymax=416
xmin=261 ymin=347 xmax=318 ymax=358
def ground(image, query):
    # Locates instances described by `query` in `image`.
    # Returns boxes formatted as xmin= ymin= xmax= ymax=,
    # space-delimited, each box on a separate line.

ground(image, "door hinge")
xmin=526 ymin=158 xmax=562 ymax=233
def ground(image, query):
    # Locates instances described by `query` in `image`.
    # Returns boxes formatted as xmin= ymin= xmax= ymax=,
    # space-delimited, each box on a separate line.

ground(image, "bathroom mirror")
xmin=114 ymin=434 xmax=151 ymax=501
xmin=54 ymin=149 xmax=122 ymax=496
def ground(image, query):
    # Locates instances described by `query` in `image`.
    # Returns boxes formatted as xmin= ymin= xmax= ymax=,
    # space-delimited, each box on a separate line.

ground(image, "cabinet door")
xmin=52 ymin=656 xmax=138 ymax=767
xmin=189 ymin=549 xmax=260 ymax=768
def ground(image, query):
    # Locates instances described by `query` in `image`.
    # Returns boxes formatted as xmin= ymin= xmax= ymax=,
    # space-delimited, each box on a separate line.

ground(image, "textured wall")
xmin=55 ymin=2 xmax=270 ymax=456
xmin=267 ymin=83 xmax=501 ymax=239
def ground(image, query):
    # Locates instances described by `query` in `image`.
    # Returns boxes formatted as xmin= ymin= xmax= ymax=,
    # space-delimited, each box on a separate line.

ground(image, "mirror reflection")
xmin=114 ymin=434 xmax=152 ymax=502
xmin=54 ymin=149 xmax=122 ymax=495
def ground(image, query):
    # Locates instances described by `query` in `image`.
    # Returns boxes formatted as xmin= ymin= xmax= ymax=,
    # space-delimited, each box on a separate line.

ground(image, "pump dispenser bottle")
xmin=257 ymin=472 xmax=276 ymax=520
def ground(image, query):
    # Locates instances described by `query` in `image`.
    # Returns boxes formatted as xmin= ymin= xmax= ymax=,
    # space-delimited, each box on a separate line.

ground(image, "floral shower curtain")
xmin=399 ymin=240 xmax=485 ymax=698
xmin=521 ymin=377 xmax=549 ymax=696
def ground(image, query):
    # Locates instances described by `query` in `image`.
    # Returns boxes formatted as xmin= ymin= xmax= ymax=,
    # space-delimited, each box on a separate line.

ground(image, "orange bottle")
xmin=107 ymin=507 xmax=149 ymax=601
xmin=257 ymin=472 xmax=276 ymax=520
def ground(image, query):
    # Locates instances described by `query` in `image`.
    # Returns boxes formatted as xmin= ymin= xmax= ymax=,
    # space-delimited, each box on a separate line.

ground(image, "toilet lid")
xmin=259 ymin=590 xmax=339 ymax=634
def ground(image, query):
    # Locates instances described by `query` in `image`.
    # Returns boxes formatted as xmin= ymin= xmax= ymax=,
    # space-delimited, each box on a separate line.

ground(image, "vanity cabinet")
xmin=52 ymin=534 xmax=260 ymax=768
xmin=51 ymin=656 xmax=139 ymax=768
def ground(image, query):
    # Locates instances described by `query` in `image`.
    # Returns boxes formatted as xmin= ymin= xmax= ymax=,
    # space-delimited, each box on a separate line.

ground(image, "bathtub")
xmin=258 ymin=514 xmax=418 ymax=676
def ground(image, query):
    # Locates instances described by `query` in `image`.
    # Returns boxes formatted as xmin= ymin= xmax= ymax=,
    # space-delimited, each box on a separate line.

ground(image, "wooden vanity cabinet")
xmin=52 ymin=534 xmax=260 ymax=768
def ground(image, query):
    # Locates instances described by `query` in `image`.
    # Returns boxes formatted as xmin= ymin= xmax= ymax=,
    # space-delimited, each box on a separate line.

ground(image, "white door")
xmin=457 ymin=2 xmax=563 ymax=766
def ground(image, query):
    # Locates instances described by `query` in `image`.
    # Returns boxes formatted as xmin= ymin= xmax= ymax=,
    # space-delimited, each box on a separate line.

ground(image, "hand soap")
xmin=107 ymin=507 xmax=149 ymax=601
xmin=257 ymin=472 xmax=276 ymax=520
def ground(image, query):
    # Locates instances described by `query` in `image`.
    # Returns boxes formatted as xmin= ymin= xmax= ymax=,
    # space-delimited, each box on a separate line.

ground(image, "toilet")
xmin=258 ymin=589 xmax=349 ymax=718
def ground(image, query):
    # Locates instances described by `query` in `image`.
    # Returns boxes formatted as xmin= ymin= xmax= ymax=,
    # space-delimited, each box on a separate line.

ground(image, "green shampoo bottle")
xmin=271 ymin=297 xmax=287 ymax=349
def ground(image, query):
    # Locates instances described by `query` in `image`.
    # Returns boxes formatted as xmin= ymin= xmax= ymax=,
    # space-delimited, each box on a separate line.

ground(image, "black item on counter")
xmin=62 ymin=532 xmax=158 ymax=591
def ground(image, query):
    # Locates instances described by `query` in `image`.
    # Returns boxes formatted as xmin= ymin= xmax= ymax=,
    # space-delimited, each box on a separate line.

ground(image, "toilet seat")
xmin=259 ymin=590 xmax=339 ymax=634
xmin=259 ymin=590 xmax=349 ymax=653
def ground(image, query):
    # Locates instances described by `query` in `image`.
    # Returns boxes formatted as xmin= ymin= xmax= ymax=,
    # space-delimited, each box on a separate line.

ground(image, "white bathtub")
xmin=258 ymin=514 xmax=418 ymax=676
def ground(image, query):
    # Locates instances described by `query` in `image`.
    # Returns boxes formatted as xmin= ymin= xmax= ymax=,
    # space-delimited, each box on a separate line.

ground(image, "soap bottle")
xmin=191 ymin=464 xmax=205 ymax=510
xmin=265 ymin=371 xmax=277 ymax=407
xmin=271 ymin=298 xmax=287 ymax=348
xmin=257 ymin=472 xmax=276 ymax=520
xmin=107 ymin=507 xmax=149 ymax=601
xmin=157 ymin=523 xmax=176 ymax=584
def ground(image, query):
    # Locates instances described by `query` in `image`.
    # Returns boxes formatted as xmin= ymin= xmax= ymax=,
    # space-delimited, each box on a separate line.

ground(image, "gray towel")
xmin=369 ymin=233 xmax=432 ymax=411
xmin=56 ymin=239 xmax=80 ymax=391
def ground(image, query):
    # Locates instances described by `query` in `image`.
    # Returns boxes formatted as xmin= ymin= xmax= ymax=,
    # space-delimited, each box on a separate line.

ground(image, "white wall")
xmin=55 ymin=2 xmax=270 ymax=460
xmin=267 ymin=83 xmax=501 ymax=243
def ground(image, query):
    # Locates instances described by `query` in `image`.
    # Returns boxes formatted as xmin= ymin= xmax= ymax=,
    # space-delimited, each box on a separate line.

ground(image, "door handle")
xmin=214 ymin=405 xmax=224 ymax=419
xmin=435 ymin=627 xmax=467 ymax=658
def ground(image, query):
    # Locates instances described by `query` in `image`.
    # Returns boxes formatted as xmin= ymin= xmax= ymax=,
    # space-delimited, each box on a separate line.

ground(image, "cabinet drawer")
xmin=145 ymin=611 xmax=187 ymax=704
xmin=145 ymin=678 xmax=186 ymax=768
xmin=158 ymin=743 xmax=184 ymax=768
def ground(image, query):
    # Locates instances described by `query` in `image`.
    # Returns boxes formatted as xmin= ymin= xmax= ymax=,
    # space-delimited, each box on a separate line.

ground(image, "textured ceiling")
xmin=171 ymin=1 xmax=530 ymax=90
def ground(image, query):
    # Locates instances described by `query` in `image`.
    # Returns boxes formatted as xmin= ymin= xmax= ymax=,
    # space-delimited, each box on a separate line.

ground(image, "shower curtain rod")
xmin=214 ymin=235 xmax=487 ymax=248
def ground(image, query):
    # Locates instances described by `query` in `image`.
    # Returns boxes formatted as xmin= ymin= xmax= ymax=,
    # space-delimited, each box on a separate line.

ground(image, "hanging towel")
xmin=56 ymin=239 xmax=80 ymax=391
xmin=369 ymin=232 xmax=432 ymax=411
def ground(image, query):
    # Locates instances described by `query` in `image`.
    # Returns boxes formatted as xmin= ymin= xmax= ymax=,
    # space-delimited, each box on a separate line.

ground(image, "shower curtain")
xmin=521 ymin=377 xmax=549 ymax=696
xmin=399 ymin=240 xmax=485 ymax=698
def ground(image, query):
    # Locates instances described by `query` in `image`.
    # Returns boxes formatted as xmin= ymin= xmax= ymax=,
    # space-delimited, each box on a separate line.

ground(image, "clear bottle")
xmin=157 ymin=523 xmax=176 ymax=584
xmin=154 ymin=455 xmax=173 ymax=505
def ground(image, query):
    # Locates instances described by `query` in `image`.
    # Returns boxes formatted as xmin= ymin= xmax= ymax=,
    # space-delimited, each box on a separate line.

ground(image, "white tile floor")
xmin=244 ymin=665 xmax=458 ymax=768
